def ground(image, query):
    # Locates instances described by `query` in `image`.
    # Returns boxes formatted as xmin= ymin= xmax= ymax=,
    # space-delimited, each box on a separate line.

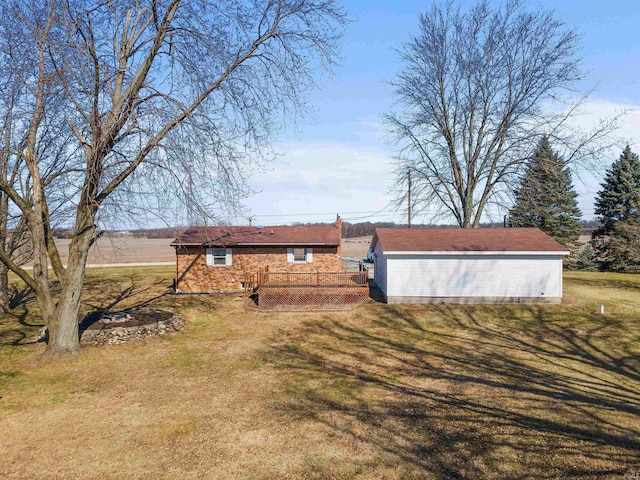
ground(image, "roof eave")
xmin=383 ymin=250 xmax=570 ymax=256
xmin=237 ymin=242 xmax=339 ymax=246
xmin=172 ymin=242 xmax=339 ymax=247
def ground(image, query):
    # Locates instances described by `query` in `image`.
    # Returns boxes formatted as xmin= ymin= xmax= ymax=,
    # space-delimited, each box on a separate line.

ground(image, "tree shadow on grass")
xmin=78 ymin=276 xmax=173 ymax=331
xmin=82 ymin=276 xmax=171 ymax=312
xmin=565 ymin=274 xmax=640 ymax=292
xmin=264 ymin=303 xmax=640 ymax=479
xmin=0 ymin=284 xmax=46 ymax=346
xmin=0 ymin=275 xmax=174 ymax=346
xmin=9 ymin=284 xmax=36 ymax=310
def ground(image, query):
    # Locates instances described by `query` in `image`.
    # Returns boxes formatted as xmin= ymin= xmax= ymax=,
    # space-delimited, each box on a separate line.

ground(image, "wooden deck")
xmin=261 ymin=271 xmax=367 ymax=288
xmin=244 ymin=269 xmax=367 ymax=291
xmin=243 ymin=268 xmax=369 ymax=309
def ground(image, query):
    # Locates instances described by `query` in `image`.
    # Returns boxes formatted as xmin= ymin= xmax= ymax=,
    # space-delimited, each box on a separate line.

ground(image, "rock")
xmin=79 ymin=309 xmax=183 ymax=346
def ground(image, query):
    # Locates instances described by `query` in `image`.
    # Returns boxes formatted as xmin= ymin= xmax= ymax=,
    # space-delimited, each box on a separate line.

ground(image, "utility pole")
xmin=407 ymin=169 xmax=411 ymax=228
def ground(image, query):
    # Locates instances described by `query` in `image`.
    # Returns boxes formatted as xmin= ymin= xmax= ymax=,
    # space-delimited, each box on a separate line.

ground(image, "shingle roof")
xmin=371 ymin=227 xmax=568 ymax=253
xmin=171 ymin=225 xmax=341 ymax=247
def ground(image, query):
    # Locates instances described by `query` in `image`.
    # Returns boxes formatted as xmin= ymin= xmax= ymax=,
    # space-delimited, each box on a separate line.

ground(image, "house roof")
xmin=371 ymin=227 xmax=569 ymax=254
xmin=171 ymin=225 xmax=341 ymax=247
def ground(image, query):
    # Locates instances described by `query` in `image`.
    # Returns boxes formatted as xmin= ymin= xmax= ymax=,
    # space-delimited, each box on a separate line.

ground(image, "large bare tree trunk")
xmin=0 ymin=193 xmax=8 ymax=311
xmin=46 ymin=283 xmax=83 ymax=354
xmin=463 ymin=202 xmax=473 ymax=228
xmin=44 ymin=207 xmax=95 ymax=354
xmin=0 ymin=261 xmax=8 ymax=311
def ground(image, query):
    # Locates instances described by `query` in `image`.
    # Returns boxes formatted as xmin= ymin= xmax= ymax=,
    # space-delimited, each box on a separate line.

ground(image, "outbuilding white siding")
xmin=373 ymin=240 xmax=387 ymax=294
xmin=371 ymin=227 xmax=569 ymax=304
xmin=383 ymin=253 xmax=563 ymax=303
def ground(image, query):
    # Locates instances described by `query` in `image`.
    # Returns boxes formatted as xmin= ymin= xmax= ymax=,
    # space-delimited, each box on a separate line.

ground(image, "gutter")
xmin=171 ymin=243 xmax=341 ymax=247
xmin=382 ymin=250 xmax=570 ymax=256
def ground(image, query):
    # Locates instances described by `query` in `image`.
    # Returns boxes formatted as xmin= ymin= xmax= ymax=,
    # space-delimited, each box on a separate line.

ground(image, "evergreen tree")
xmin=592 ymin=146 xmax=640 ymax=271
xmin=574 ymin=245 xmax=599 ymax=271
xmin=593 ymin=146 xmax=640 ymax=236
xmin=606 ymin=218 xmax=640 ymax=272
xmin=509 ymin=137 xmax=582 ymax=248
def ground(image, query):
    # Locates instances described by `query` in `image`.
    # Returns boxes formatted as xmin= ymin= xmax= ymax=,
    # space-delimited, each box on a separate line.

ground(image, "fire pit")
xmin=79 ymin=308 xmax=183 ymax=345
xmin=99 ymin=312 xmax=134 ymax=324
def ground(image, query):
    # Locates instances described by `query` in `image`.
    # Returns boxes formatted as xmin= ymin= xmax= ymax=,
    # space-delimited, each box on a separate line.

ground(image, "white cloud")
xmin=242 ymin=100 xmax=640 ymax=225
xmin=243 ymin=140 xmax=400 ymax=225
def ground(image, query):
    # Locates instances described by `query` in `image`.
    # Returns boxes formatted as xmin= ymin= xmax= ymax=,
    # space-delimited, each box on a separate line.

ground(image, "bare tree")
xmin=0 ymin=0 xmax=346 ymax=354
xmin=386 ymin=0 xmax=620 ymax=227
xmin=0 ymin=74 xmax=27 ymax=311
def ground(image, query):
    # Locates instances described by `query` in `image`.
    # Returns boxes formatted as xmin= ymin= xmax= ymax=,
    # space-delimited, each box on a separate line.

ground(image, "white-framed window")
xmin=287 ymin=247 xmax=313 ymax=263
xmin=293 ymin=247 xmax=306 ymax=262
xmin=206 ymin=248 xmax=232 ymax=266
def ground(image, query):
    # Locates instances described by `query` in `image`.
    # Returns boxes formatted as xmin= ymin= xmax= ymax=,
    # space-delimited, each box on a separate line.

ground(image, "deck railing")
xmin=259 ymin=270 xmax=368 ymax=288
xmin=243 ymin=267 xmax=368 ymax=295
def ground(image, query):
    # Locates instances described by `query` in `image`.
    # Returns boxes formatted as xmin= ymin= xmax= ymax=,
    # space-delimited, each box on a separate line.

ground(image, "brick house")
xmin=171 ymin=219 xmax=343 ymax=293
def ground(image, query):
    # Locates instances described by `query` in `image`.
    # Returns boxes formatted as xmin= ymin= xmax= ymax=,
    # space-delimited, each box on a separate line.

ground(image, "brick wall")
xmin=175 ymin=246 xmax=342 ymax=293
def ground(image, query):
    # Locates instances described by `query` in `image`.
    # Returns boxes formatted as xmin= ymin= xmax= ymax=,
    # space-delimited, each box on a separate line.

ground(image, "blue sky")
xmin=240 ymin=0 xmax=640 ymax=226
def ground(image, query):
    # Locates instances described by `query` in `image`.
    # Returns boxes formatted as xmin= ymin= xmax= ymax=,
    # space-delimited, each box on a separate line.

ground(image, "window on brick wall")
xmin=293 ymin=248 xmax=305 ymax=262
xmin=206 ymin=248 xmax=232 ymax=266
xmin=287 ymin=247 xmax=313 ymax=263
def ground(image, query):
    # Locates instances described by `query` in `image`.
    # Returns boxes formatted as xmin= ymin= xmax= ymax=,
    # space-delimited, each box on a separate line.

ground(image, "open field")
xmin=0 ymin=269 xmax=639 ymax=479
xmin=342 ymin=236 xmax=372 ymax=257
xmin=28 ymin=237 xmax=177 ymax=266
xmin=26 ymin=235 xmax=372 ymax=266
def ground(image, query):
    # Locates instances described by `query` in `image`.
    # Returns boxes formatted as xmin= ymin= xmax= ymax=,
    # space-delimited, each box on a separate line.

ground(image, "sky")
xmin=238 ymin=0 xmax=640 ymax=227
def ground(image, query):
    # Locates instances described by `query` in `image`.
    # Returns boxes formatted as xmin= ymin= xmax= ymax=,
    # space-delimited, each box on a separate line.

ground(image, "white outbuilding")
xmin=371 ymin=227 xmax=569 ymax=304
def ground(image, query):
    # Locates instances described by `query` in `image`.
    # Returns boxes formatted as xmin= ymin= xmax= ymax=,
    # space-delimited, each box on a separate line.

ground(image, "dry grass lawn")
xmin=0 ymin=268 xmax=639 ymax=479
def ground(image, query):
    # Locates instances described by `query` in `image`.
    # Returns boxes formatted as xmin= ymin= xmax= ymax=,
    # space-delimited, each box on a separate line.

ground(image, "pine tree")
xmin=592 ymin=146 xmax=640 ymax=271
xmin=593 ymin=145 xmax=640 ymax=236
xmin=606 ymin=218 xmax=640 ymax=272
xmin=574 ymin=244 xmax=598 ymax=271
xmin=509 ymin=137 xmax=582 ymax=249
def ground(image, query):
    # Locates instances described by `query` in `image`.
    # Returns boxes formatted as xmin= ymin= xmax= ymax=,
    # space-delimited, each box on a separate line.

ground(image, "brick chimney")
xmin=335 ymin=214 xmax=342 ymax=259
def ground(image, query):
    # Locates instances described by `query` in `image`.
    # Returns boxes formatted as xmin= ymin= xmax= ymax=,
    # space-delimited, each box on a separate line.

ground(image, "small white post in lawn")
xmin=600 ymin=304 xmax=605 ymax=314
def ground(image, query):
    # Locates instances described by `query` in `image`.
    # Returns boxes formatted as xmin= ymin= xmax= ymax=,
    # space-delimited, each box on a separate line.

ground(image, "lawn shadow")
xmin=79 ymin=276 xmax=172 ymax=331
xmin=1 ymin=274 xmax=174 ymax=346
xmin=0 ymin=284 xmax=45 ymax=346
xmin=566 ymin=274 xmax=640 ymax=292
xmin=264 ymin=303 xmax=640 ymax=479
xmin=82 ymin=276 xmax=171 ymax=312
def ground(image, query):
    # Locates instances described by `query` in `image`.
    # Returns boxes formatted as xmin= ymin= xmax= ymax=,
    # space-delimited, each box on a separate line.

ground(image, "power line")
xmin=247 ymin=202 xmax=600 ymax=224
xmin=341 ymin=203 xmax=399 ymax=222
xmin=251 ymin=210 xmax=388 ymax=218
